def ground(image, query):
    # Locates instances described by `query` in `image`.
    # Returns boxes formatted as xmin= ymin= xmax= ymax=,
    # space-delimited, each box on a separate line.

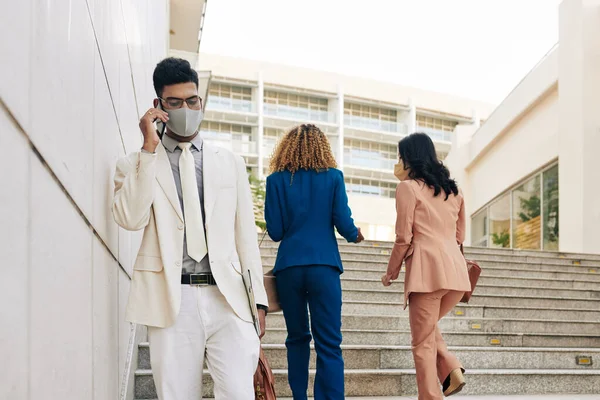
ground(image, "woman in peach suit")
xmin=382 ymin=133 xmax=471 ymax=399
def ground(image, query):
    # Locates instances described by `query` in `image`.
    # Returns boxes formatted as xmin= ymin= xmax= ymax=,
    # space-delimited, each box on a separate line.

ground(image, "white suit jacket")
xmin=112 ymin=142 xmax=268 ymax=328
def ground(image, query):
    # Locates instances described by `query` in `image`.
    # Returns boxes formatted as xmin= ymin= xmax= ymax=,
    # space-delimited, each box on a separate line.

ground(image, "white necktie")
xmin=178 ymin=142 xmax=207 ymax=262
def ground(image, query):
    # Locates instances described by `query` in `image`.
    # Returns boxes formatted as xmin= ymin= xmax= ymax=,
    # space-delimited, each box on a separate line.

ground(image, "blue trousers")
xmin=275 ymin=265 xmax=344 ymax=400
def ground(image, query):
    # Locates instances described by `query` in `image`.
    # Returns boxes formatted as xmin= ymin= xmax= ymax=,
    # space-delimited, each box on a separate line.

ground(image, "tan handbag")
xmin=260 ymin=232 xmax=281 ymax=313
xmin=254 ymin=346 xmax=277 ymax=399
xmin=263 ymin=268 xmax=281 ymax=313
xmin=459 ymin=244 xmax=481 ymax=303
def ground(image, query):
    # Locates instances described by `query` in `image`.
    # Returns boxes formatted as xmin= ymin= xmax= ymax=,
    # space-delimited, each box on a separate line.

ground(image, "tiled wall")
xmin=0 ymin=0 xmax=168 ymax=399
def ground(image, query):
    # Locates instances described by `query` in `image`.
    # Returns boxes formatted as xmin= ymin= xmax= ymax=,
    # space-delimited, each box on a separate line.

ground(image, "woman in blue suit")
xmin=265 ymin=123 xmax=364 ymax=400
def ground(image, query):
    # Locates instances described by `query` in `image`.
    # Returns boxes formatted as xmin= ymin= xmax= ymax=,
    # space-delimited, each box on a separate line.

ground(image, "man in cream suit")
xmin=112 ymin=57 xmax=268 ymax=400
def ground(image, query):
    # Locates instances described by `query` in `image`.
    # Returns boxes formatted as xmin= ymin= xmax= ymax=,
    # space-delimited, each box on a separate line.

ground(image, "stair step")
xmin=262 ymin=253 xmax=600 ymax=269
xmin=262 ymin=257 xmax=600 ymax=274
xmin=451 ymin=293 xmax=600 ymax=309
xmin=261 ymin=345 xmax=600 ymax=370
xmin=338 ymin=297 xmax=600 ymax=315
xmin=260 ymin=243 xmax=600 ymax=264
xmin=263 ymin=328 xmax=600 ymax=348
xmin=134 ymin=368 xmax=600 ymax=398
xmin=339 ymin=270 xmax=600 ymax=289
xmin=447 ymin=304 xmax=599 ymax=321
xmin=291 ymin=397 xmax=600 ymax=400
xmin=260 ymin=240 xmax=600 ymax=261
xmin=342 ymin=290 xmax=600 ymax=315
xmin=339 ymin=281 xmax=600 ymax=301
xmin=133 ymin=243 xmax=600 ymax=399
xmin=137 ymin=343 xmax=600 ymax=370
xmin=274 ymin=302 xmax=600 ymax=322
xmin=340 ymin=266 xmax=600 ymax=282
xmin=143 ymin=397 xmax=600 ymax=400
xmin=266 ymin=313 xmax=600 ymax=335
xmin=341 ymin=272 xmax=600 ymax=290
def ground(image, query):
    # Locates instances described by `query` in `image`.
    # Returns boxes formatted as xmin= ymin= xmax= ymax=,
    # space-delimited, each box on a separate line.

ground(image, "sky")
xmin=201 ymin=0 xmax=561 ymax=105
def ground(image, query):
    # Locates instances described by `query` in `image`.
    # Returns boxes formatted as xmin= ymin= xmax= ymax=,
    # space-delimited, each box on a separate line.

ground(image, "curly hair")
xmin=269 ymin=124 xmax=337 ymax=175
xmin=398 ymin=132 xmax=459 ymax=200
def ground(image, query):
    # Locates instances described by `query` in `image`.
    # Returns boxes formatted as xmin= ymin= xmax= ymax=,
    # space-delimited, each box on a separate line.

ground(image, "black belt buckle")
xmin=185 ymin=273 xmax=216 ymax=286
xmin=189 ymin=274 xmax=210 ymax=286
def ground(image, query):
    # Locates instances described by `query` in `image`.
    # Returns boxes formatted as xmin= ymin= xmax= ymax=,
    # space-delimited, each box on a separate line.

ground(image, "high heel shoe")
xmin=442 ymin=368 xmax=466 ymax=397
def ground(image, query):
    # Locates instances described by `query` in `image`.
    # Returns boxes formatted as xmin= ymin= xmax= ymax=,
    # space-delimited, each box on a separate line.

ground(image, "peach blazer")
xmin=388 ymin=180 xmax=471 ymax=308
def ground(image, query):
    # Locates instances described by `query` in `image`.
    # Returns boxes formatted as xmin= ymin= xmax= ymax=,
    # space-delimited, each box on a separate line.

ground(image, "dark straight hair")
xmin=398 ymin=133 xmax=459 ymax=200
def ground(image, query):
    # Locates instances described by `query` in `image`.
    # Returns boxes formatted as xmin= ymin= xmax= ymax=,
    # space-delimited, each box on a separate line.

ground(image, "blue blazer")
xmin=265 ymin=168 xmax=359 ymax=274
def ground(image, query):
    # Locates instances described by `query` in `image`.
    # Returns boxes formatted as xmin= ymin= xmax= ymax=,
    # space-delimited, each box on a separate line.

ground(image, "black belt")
xmin=181 ymin=273 xmax=217 ymax=286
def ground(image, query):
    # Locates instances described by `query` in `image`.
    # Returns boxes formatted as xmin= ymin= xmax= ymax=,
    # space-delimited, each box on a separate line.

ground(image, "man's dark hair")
xmin=152 ymin=57 xmax=199 ymax=97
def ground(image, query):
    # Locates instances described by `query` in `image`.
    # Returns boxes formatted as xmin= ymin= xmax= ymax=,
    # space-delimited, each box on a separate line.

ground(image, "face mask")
xmin=394 ymin=162 xmax=405 ymax=181
xmin=163 ymin=107 xmax=204 ymax=137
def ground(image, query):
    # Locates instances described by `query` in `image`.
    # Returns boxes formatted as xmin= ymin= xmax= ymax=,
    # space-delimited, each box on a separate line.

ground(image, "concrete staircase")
xmin=134 ymin=240 xmax=600 ymax=398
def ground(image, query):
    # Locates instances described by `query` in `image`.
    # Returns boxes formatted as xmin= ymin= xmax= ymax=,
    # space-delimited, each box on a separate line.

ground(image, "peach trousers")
xmin=408 ymin=289 xmax=465 ymax=400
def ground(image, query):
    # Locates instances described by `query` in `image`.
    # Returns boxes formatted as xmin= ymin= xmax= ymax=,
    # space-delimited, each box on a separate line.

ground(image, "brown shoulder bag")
xmin=254 ymin=346 xmax=277 ymax=400
xmin=460 ymin=244 xmax=481 ymax=303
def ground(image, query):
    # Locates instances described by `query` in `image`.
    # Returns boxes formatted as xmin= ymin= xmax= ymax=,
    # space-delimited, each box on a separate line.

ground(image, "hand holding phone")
xmin=139 ymin=107 xmax=168 ymax=153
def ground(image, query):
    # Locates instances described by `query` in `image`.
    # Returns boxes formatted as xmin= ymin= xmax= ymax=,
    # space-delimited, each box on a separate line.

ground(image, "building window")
xmin=264 ymin=128 xmax=283 ymax=139
xmin=207 ymin=83 xmax=253 ymax=112
xmin=471 ymin=210 xmax=488 ymax=248
xmin=345 ymin=178 xmax=396 ymax=199
xmin=489 ymin=194 xmax=511 ymax=248
xmin=263 ymin=90 xmax=330 ymax=122
xmin=543 ymin=165 xmax=559 ymax=250
xmin=344 ymin=103 xmax=397 ymax=122
xmin=512 ymin=175 xmax=541 ymax=250
xmin=416 ymin=115 xmax=457 ymax=132
xmin=264 ymin=91 xmax=328 ymax=111
xmin=201 ymin=122 xmax=255 ymax=154
xmin=470 ymin=163 xmax=559 ymax=250
xmin=263 ymin=128 xmax=285 ymax=156
xmin=344 ymin=139 xmax=397 ymax=171
xmin=343 ymin=103 xmax=400 ymax=132
xmin=203 ymin=121 xmax=252 ymax=135
xmin=416 ymin=115 xmax=457 ymax=142
xmin=209 ymin=83 xmax=252 ymax=101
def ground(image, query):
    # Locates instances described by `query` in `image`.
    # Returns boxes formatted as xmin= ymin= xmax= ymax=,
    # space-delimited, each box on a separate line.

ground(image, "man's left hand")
xmin=258 ymin=309 xmax=267 ymax=339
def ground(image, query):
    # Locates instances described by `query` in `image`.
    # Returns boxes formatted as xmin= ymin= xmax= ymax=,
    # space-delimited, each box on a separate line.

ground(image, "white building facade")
xmin=193 ymin=53 xmax=494 ymax=241
xmin=446 ymin=0 xmax=600 ymax=255
xmin=191 ymin=0 xmax=600 ymax=256
xmin=1 ymin=1 xmax=208 ymax=399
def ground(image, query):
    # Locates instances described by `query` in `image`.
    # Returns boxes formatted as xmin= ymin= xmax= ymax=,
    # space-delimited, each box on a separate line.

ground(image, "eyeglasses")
xmin=159 ymin=96 xmax=203 ymax=110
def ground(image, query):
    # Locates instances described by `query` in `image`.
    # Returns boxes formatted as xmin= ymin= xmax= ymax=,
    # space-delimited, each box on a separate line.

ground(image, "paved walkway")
xmin=281 ymin=396 xmax=600 ymax=400
xmin=443 ymin=397 xmax=600 ymax=400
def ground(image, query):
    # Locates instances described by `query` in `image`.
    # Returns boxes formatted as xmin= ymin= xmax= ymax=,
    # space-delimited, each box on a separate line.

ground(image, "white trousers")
xmin=148 ymin=285 xmax=260 ymax=400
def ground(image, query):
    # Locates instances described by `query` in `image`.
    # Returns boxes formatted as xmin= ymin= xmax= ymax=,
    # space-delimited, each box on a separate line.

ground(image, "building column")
xmin=337 ymin=85 xmax=345 ymax=171
xmin=449 ymin=108 xmax=480 ymax=156
xmin=558 ymin=0 xmax=600 ymax=253
xmin=257 ymin=72 xmax=265 ymax=179
xmin=407 ymin=97 xmax=416 ymax=134
xmin=471 ymin=109 xmax=480 ymax=130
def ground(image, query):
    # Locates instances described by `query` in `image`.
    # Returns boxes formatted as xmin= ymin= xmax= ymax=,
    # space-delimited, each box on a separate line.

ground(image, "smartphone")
xmin=155 ymin=104 xmax=167 ymax=136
